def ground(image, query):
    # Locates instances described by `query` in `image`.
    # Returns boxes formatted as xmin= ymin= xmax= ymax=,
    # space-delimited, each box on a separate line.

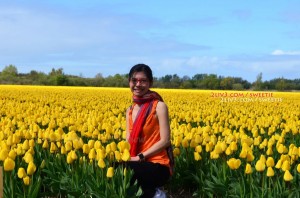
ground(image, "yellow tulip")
xmin=88 ymin=140 xmax=95 ymax=149
xmin=82 ymin=144 xmax=90 ymax=154
xmin=42 ymin=139 xmax=49 ymax=149
xmin=70 ymin=150 xmax=78 ymax=160
xmin=114 ymin=151 xmax=121 ymax=162
xmin=50 ymin=142 xmax=58 ymax=153
xmin=8 ymin=150 xmax=17 ymax=160
xmin=106 ymin=167 xmax=114 ymax=178
xmin=121 ymin=149 xmax=131 ymax=162
xmin=210 ymin=151 xmax=219 ymax=159
xmin=283 ymin=170 xmax=293 ymax=182
xmin=245 ymin=163 xmax=252 ymax=174
xmin=23 ymin=152 xmax=34 ymax=163
xmin=0 ymin=148 xmax=8 ymax=161
xmin=29 ymin=139 xmax=35 ymax=147
xmin=27 ymin=161 xmax=37 ymax=175
xmin=275 ymin=159 xmax=282 ymax=169
xmin=61 ymin=146 xmax=67 ymax=154
xmin=246 ymin=152 xmax=255 ymax=162
xmin=225 ymin=147 xmax=233 ymax=155
xmin=98 ymin=159 xmax=106 ymax=168
xmin=255 ymin=160 xmax=265 ymax=172
xmin=239 ymin=148 xmax=247 ymax=158
xmin=17 ymin=167 xmax=27 ymax=178
xmin=23 ymin=176 xmax=30 ymax=186
xmin=194 ymin=152 xmax=201 ymax=161
xmin=67 ymin=154 xmax=73 ymax=164
xmin=110 ymin=142 xmax=117 ymax=152
xmin=227 ymin=158 xmax=241 ymax=170
xmin=182 ymin=138 xmax=189 ymax=148
xmin=65 ymin=141 xmax=72 ymax=152
xmin=281 ymin=160 xmax=290 ymax=171
xmin=266 ymin=147 xmax=273 ymax=155
xmin=195 ymin=145 xmax=202 ymax=153
xmin=266 ymin=157 xmax=275 ymax=167
xmin=22 ymin=140 xmax=30 ymax=151
xmin=4 ymin=157 xmax=15 ymax=171
xmin=89 ymin=148 xmax=96 ymax=160
xmin=266 ymin=167 xmax=274 ymax=177
xmin=229 ymin=141 xmax=238 ymax=151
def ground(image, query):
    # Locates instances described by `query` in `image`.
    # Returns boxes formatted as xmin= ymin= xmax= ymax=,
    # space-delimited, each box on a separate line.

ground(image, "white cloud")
xmin=271 ymin=50 xmax=300 ymax=55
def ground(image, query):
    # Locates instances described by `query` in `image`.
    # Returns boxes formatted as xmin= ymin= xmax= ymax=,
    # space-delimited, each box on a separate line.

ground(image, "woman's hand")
xmin=129 ymin=156 xmax=140 ymax=162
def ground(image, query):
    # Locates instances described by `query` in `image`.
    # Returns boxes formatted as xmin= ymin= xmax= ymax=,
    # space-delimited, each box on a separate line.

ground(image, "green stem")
xmin=261 ymin=173 xmax=265 ymax=198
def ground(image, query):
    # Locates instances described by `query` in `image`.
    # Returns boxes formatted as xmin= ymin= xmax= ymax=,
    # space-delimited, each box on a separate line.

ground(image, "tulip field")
xmin=0 ymin=85 xmax=300 ymax=197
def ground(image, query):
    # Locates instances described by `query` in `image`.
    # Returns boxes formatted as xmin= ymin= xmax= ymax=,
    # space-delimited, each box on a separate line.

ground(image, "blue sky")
xmin=0 ymin=0 xmax=299 ymax=82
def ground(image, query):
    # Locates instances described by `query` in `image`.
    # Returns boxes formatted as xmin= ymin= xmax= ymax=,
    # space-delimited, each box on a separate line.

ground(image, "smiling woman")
xmin=125 ymin=64 xmax=172 ymax=198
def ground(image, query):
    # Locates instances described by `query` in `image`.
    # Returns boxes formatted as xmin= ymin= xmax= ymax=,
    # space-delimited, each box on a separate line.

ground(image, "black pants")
xmin=126 ymin=161 xmax=170 ymax=198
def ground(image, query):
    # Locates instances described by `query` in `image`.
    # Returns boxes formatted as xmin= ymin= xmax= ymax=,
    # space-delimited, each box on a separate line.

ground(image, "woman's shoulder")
xmin=156 ymin=100 xmax=168 ymax=112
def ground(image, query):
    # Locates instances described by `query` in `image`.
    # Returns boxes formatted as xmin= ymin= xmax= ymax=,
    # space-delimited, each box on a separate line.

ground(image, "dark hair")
xmin=128 ymin=64 xmax=153 ymax=82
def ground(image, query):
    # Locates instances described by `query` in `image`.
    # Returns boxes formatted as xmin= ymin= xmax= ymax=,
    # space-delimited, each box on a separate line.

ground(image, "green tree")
xmin=253 ymin=72 xmax=263 ymax=90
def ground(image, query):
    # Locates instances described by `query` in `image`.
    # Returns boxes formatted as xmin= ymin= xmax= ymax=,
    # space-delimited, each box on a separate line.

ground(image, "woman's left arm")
xmin=141 ymin=101 xmax=171 ymax=159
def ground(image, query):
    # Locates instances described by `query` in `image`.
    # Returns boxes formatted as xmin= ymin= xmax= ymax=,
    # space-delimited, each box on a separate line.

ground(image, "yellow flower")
xmin=8 ymin=150 xmax=17 ymax=160
xmin=98 ymin=159 xmax=106 ymax=169
xmin=23 ymin=152 xmax=34 ymax=164
xmin=22 ymin=140 xmax=30 ymax=151
xmin=229 ymin=141 xmax=238 ymax=151
xmin=42 ymin=139 xmax=49 ymax=149
xmin=4 ymin=157 xmax=15 ymax=171
xmin=227 ymin=158 xmax=241 ymax=170
xmin=50 ymin=142 xmax=58 ymax=153
xmin=255 ymin=160 xmax=266 ymax=172
xmin=246 ymin=152 xmax=255 ymax=162
xmin=61 ymin=146 xmax=67 ymax=155
xmin=194 ymin=152 xmax=201 ymax=161
xmin=65 ymin=141 xmax=72 ymax=152
xmin=106 ymin=167 xmax=114 ymax=178
xmin=245 ymin=163 xmax=252 ymax=174
xmin=266 ymin=167 xmax=274 ymax=177
xmin=110 ymin=142 xmax=117 ymax=152
xmin=17 ymin=167 xmax=27 ymax=178
xmin=27 ymin=161 xmax=37 ymax=175
xmin=82 ymin=144 xmax=90 ymax=154
xmin=70 ymin=150 xmax=78 ymax=160
xmin=283 ymin=170 xmax=293 ymax=182
xmin=0 ymin=148 xmax=8 ymax=161
xmin=266 ymin=157 xmax=275 ymax=167
xmin=67 ymin=154 xmax=73 ymax=164
xmin=121 ymin=149 xmax=131 ymax=162
xmin=114 ymin=151 xmax=121 ymax=162
xmin=195 ymin=145 xmax=202 ymax=153
xmin=281 ymin=160 xmax=290 ymax=171
xmin=23 ymin=176 xmax=30 ymax=186
xmin=266 ymin=147 xmax=273 ymax=155
xmin=89 ymin=148 xmax=96 ymax=160
xmin=88 ymin=140 xmax=95 ymax=149
xmin=182 ymin=138 xmax=189 ymax=148
xmin=275 ymin=159 xmax=282 ymax=169
xmin=239 ymin=148 xmax=248 ymax=158
xmin=210 ymin=151 xmax=219 ymax=159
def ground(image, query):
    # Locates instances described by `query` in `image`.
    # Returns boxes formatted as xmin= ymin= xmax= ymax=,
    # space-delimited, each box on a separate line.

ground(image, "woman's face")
xmin=129 ymin=71 xmax=151 ymax=97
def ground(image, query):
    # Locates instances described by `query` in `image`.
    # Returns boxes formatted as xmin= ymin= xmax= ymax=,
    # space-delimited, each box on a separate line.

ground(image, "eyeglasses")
xmin=130 ymin=78 xmax=149 ymax=85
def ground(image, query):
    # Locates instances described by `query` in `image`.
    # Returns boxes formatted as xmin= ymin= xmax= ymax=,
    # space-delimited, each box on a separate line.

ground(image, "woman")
xmin=126 ymin=64 xmax=172 ymax=198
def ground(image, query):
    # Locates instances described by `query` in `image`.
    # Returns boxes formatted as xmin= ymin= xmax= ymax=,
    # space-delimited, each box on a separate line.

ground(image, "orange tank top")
xmin=129 ymin=100 xmax=170 ymax=168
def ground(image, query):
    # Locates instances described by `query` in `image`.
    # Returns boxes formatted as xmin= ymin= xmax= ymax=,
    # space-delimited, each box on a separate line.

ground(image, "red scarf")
xmin=129 ymin=90 xmax=163 ymax=156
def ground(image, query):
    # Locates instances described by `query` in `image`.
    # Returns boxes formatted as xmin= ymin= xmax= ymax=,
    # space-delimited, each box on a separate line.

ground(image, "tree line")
xmin=0 ymin=65 xmax=299 ymax=91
